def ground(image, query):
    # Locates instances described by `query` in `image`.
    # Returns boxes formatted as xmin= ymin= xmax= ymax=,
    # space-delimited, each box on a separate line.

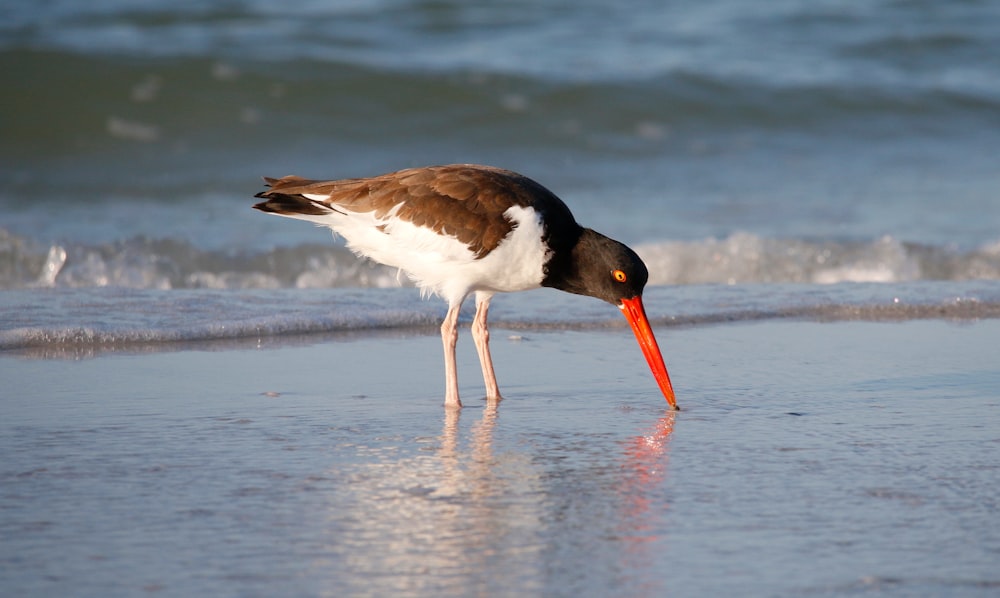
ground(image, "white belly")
xmin=321 ymin=204 xmax=549 ymax=305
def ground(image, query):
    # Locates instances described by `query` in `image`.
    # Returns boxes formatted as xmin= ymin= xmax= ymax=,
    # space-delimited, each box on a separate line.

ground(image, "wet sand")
xmin=2 ymin=319 xmax=999 ymax=596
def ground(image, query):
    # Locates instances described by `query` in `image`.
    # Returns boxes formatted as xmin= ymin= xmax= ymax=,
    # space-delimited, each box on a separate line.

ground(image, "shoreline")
xmin=4 ymin=305 xmax=1000 ymax=360
xmin=4 ymin=280 xmax=1000 ymax=358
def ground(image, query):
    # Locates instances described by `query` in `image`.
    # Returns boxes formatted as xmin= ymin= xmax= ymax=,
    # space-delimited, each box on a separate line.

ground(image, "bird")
xmin=253 ymin=164 xmax=678 ymax=410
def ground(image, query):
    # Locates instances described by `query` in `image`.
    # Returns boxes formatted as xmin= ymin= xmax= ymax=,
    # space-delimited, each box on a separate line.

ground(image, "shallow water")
xmin=3 ymin=320 xmax=998 ymax=596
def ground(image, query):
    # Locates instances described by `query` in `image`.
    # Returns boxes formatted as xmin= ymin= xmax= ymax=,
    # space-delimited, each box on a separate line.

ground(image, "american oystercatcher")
xmin=253 ymin=164 xmax=678 ymax=410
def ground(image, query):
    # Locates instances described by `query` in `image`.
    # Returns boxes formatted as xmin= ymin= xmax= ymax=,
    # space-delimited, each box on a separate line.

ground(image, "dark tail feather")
xmin=252 ymin=193 xmax=333 ymax=216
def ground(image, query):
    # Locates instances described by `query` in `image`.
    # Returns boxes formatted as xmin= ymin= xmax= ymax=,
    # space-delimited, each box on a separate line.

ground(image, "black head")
xmin=543 ymin=228 xmax=649 ymax=305
xmin=542 ymin=227 xmax=678 ymax=409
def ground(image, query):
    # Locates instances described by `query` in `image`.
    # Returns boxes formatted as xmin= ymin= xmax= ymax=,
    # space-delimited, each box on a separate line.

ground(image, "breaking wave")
xmin=3 ymin=228 xmax=999 ymax=291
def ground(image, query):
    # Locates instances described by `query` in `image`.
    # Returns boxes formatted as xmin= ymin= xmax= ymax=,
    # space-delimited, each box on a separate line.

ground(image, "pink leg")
xmin=441 ymin=302 xmax=462 ymax=408
xmin=471 ymin=292 xmax=501 ymax=400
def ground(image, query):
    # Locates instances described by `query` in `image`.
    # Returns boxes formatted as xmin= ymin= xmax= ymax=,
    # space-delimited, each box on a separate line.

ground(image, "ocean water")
xmin=3 ymin=3 xmax=1000 ymax=594
xmin=3 ymin=0 xmax=1000 ymax=342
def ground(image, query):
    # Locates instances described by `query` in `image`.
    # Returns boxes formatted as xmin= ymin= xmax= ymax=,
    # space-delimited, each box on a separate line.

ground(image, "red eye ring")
xmin=612 ymin=269 xmax=627 ymax=283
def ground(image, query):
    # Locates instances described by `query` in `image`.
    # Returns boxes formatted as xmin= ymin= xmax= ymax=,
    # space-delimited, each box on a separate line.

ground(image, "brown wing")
xmin=255 ymin=164 xmax=576 ymax=259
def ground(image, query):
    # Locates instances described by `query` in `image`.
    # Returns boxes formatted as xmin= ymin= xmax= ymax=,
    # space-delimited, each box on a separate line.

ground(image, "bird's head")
xmin=546 ymin=229 xmax=678 ymax=410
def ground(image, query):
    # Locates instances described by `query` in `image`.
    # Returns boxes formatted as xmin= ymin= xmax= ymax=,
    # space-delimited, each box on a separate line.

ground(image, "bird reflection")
xmin=434 ymin=401 xmax=504 ymax=510
xmin=317 ymin=405 xmax=675 ymax=595
xmin=323 ymin=400 xmax=543 ymax=595
xmin=618 ymin=411 xmax=676 ymax=555
xmin=439 ymin=399 xmax=499 ymax=462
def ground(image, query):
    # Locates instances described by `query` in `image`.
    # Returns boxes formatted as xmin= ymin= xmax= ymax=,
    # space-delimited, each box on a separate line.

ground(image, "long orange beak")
xmin=620 ymin=296 xmax=679 ymax=410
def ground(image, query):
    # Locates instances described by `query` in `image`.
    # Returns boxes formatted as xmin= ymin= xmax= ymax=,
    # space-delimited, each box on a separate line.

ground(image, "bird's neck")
xmin=541 ymin=227 xmax=605 ymax=298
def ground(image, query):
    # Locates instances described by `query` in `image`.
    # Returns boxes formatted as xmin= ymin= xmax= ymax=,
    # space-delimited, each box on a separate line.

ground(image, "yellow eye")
xmin=612 ymin=269 xmax=627 ymax=283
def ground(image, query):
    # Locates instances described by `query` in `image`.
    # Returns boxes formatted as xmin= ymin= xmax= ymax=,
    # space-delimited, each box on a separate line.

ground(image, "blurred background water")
xmin=2 ymin=0 xmax=1000 ymax=337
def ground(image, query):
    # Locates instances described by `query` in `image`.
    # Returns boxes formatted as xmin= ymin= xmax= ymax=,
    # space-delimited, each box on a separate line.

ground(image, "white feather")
xmin=276 ymin=203 xmax=549 ymax=306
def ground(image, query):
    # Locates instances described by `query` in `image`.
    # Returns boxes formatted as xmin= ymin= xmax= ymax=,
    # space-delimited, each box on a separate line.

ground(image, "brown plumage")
xmin=255 ymin=164 xmax=571 ymax=259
